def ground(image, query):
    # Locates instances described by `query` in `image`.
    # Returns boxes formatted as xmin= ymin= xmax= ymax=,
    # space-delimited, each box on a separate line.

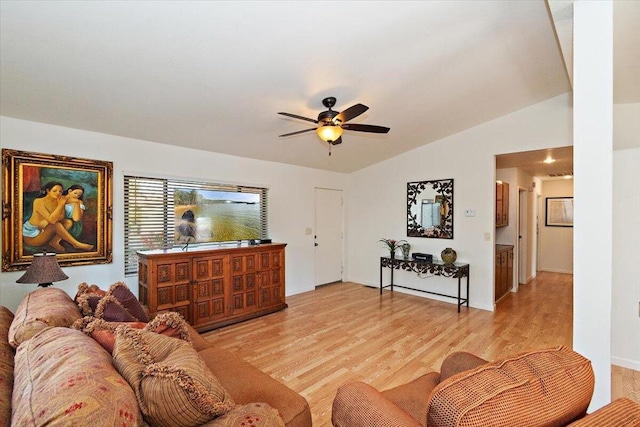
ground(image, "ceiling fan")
xmin=278 ymin=97 xmax=390 ymax=153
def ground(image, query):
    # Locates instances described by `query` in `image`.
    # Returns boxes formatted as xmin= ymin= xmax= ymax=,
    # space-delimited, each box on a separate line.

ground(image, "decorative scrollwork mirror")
xmin=407 ymin=179 xmax=453 ymax=239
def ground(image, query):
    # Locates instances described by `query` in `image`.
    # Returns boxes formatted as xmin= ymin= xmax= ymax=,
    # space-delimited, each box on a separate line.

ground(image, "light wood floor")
xmin=202 ymin=271 xmax=638 ymax=426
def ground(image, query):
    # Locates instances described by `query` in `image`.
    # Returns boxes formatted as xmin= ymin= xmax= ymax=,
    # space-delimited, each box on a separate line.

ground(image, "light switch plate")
xmin=464 ymin=209 xmax=476 ymax=217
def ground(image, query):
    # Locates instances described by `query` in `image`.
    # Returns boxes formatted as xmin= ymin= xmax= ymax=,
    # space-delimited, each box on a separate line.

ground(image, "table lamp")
xmin=16 ymin=252 xmax=69 ymax=287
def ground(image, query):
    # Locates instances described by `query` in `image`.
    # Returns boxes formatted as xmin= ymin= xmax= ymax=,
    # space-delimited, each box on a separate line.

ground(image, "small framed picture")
xmin=2 ymin=149 xmax=113 ymax=271
xmin=545 ymin=197 xmax=573 ymax=227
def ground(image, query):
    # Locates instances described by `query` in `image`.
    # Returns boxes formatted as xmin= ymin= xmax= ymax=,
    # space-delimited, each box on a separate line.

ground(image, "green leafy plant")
xmin=379 ymin=238 xmax=408 ymax=254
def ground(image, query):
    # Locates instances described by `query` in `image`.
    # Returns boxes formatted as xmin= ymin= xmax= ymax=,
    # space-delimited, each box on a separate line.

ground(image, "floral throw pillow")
xmin=11 ymin=327 xmax=143 ymax=426
xmin=8 ymin=287 xmax=82 ymax=348
xmin=200 ymin=403 xmax=285 ymax=427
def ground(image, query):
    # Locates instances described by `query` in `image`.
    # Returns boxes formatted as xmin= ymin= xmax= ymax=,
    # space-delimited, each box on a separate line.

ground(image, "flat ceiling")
xmin=1 ymin=1 xmax=638 ymax=173
xmin=496 ymin=146 xmax=573 ymax=179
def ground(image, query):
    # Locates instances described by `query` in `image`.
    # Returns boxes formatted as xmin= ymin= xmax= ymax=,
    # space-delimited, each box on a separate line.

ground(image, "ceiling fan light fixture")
xmin=316 ymin=124 xmax=343 ymax=143
xmin=278 ymin=97 xmax=389 ymax=148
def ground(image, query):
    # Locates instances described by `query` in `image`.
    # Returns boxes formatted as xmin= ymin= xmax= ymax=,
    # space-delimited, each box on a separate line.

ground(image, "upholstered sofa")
xmin=332 ymin=347 xmax=640 ymax=427
xmin=0 ymin=286 xmax=311 ymax=427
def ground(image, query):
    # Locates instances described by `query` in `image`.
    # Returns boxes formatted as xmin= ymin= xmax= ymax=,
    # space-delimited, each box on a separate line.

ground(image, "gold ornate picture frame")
xmin=2 ymin=149 xmax=113 ymax=271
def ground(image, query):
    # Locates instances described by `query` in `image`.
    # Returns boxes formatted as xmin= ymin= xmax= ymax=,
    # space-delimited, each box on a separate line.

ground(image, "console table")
xmin=379 ymin=256 xmax=470 ymax=312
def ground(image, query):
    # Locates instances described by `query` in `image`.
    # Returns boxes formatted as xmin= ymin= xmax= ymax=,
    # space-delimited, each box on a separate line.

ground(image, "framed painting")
xmin=2 ymin=149 xmax=113 ymax=271
xmin=545 ymin=197 xmax=573 ymax=227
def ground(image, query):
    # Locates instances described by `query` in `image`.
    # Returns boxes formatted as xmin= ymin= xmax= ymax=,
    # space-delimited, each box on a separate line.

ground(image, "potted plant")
xmin=379 ymin=238 xmax=408 ymax=259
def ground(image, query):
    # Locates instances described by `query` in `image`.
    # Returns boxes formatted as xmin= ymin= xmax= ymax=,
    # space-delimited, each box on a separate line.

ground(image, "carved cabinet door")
xmin=258 ymin=249 xmax=285 ymax=309
xmin=152 ymin=259 xmax=191 ymax=322
xmin=230 ymin=253 xmax=259 ymax=316
xmin=192 ymin=255 xmax=229 ymax=327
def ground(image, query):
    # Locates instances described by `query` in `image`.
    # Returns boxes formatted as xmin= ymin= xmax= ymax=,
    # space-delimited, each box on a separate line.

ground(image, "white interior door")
xmin=314 ymin=188 xmax=343 ymax=286
xmin=518 ymin=189 xmax=528 ymax=285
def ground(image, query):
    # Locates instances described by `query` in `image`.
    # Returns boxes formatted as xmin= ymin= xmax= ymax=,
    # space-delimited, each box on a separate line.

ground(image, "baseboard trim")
xmin=315 ymin=280 xmax=343 ymax=288
xmin=612 ymin=356 xmax=640 ymax=371
xmin=537 ymin=268 xmax=573 ymax=274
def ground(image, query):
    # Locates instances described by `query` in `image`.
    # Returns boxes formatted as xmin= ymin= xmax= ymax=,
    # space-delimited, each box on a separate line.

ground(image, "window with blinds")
xmin=124 ymin=176 xmax=269 ymax=275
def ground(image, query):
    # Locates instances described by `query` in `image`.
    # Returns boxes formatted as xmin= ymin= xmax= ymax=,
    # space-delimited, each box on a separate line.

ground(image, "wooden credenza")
xmin=495 ymin=244 xmax=514 ymax=302
xmin=137 ymin=243 xmax=287 ymax=332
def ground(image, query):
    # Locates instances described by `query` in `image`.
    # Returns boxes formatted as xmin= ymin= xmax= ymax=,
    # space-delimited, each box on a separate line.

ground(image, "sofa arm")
xmin=439 ymin=351 xmax=488 ymax=382
xmin=567 ymin=398 xmax=640 ymax=426
xmin=184 ymin=322 xmax=212 ymax=352
xmin=332 ymin=382 xmax=422 ymax=427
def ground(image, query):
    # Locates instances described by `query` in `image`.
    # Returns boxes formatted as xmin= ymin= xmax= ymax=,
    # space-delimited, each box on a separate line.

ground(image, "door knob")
xmin=314 ymin=243 xmax=319 ymax=247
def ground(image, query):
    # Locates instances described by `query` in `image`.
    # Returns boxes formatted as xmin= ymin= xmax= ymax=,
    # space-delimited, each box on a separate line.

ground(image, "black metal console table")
xmin=379 ymin=256 xmax=470 ymax=312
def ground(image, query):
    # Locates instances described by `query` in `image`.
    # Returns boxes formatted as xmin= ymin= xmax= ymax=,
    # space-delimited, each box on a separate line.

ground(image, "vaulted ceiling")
xmin=1 ymin=1 xmax=638 ymax=173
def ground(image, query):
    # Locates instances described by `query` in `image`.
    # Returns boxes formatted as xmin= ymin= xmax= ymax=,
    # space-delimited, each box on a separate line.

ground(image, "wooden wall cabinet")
xmin=496 ymin=181 xmax=509 ymax=227
xmin=138 ymin=243 xmax=287 ymax=332
xmin=495 ymin=245 xmax=513 ymax=301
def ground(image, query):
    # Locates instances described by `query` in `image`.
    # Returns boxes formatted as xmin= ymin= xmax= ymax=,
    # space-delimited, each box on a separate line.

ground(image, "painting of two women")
xmin=21 ymin=165 xmax=97 ymax=254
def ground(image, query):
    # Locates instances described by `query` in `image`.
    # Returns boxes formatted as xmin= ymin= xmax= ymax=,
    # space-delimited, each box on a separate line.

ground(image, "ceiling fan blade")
xmin=279 ymin=128 xmax=317 ymax=137
xmin=278 ymin=112 xmax=318 ymax=124
xmin=330 ymin=136 xmax=343 ymax=145
xmin=333 ymin=103 xmax=369 ymax=124
xmin=342 ymin=123 xmax=390 ymax=134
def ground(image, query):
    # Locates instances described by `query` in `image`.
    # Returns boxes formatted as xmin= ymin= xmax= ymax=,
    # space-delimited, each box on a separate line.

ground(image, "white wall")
xmin=537 ymin=179 xmax=574 ymax=274
xmin=613 ymin=103 xmax=640 ymax=150
xmin=0 ymin=116 xmax=348 ymax=312
xmin=347 ymin=94 xmax=573 ymax=312
xmin=612 ymin=148 xmax=640 ymax=371
xmin=611 ymin=102 xmax=639 ymax=370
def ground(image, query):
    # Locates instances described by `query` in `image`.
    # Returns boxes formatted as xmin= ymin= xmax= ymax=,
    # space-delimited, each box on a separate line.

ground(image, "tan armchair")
xmin=332 ymin=346 xmax=640 ymax=427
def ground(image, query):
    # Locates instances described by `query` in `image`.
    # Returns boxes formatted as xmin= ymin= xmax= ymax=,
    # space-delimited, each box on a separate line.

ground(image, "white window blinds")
xmin=123 ymin=175 xmax=268 ymax=275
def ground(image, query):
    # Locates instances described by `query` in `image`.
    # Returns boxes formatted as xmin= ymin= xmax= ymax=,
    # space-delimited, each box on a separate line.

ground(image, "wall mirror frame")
xmin=407 ymin=178 xmax=454 ymax=239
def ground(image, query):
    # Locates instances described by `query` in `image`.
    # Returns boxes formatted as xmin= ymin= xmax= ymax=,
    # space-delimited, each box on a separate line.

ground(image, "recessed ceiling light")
xmin=543 ymin=156 xmax=556 ymax=164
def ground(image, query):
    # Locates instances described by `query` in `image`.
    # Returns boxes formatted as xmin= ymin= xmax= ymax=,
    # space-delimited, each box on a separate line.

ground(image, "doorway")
xmin=314 ymin=188 xmax=344 ymax=286
xmin=495 ymin=146 xmax=573 ymax=294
